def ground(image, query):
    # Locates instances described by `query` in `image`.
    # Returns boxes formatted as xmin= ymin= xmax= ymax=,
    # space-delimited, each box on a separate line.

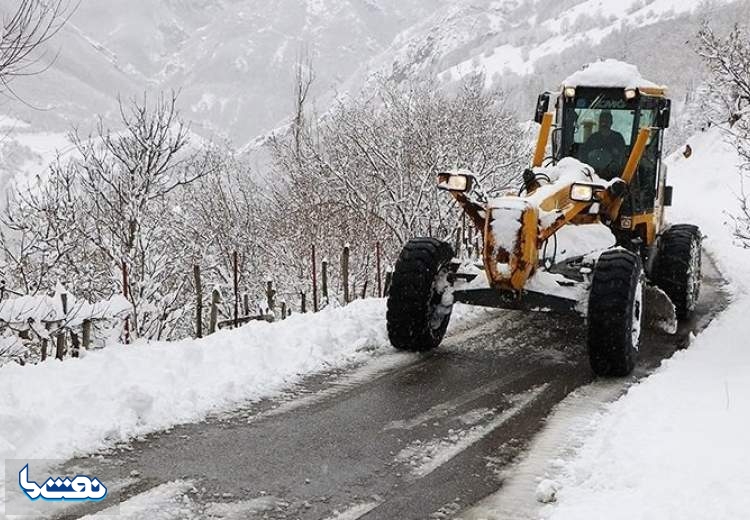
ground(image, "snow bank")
xmin=546 ymin=127 xmax=750 ymax=519
xmin=562 ymin=59 xmax=663 ymax=90
xmin=0 ymin=298 xmax=487 ymax=512
xmin=0 ymin=300 xmax=386 ymax=460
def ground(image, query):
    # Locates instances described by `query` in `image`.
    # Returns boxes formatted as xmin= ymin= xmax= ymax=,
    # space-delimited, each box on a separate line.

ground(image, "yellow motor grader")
xmin=386 ymin=64 xmax=702 ymax=377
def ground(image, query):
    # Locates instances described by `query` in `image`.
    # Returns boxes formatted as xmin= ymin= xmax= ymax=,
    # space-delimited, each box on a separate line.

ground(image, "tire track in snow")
xmin=247 ymin=352 xmax=421 ymax=423
xmin=396 ymin=384 xmax=550 ymax=479
xmin=384 ymin=368 xmax=538 ymax=431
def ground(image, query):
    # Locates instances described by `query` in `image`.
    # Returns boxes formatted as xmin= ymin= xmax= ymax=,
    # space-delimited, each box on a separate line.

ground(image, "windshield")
xmin=571 ymin=98 xmax=635 ymax=146
xmin=559 ymin=88 xmax=639 ymax=178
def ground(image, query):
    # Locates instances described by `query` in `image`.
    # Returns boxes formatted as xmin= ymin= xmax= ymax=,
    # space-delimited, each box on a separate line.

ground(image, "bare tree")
xmin=0 ymin=161 xmax=81 ymax=294
xmin=0 ymin=0 xmax=77 ymax=94
xmin=292 ymin=50 xmax=315 ymax=162
xmin=696 ymin=23 xmax=750 ymax=130
xmin=172 ymin=150 xmax=276 ymax=331
xmin=0 ymin=92 xmax=217 ymax=341
xmin=268 ymin=74 xmax=528 ymax=302
xmin=696 ymin=22 xmax=750 ymax=245
xmin=71 ymin=93 xmax=216 ymax=338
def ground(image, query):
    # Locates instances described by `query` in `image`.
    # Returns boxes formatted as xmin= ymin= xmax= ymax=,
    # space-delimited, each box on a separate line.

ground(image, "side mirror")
xmin=534 ymin=92 xmax=551 ymax=124
xmin=437 ymin=171 xmax=474 ymax=193
xmin=656 ymin=98 xmax=671 ymax=128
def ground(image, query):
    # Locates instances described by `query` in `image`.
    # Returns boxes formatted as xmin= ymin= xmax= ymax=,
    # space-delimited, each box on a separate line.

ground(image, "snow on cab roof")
xmin=562 ymin=59 xmax=664 ymax=91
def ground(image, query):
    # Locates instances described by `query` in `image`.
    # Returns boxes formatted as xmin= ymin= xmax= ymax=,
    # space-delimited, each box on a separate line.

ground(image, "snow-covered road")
xmin=21 ymin=252 xmax=725 ymax=520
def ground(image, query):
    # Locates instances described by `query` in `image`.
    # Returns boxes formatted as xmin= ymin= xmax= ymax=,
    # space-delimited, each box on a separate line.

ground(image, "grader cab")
xmin=386 ymin=61 xmax=702 ymax=377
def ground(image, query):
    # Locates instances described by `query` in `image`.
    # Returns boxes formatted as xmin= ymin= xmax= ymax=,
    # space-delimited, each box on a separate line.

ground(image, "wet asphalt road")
xmin=57 ymin=254 xmax=728 ymax=520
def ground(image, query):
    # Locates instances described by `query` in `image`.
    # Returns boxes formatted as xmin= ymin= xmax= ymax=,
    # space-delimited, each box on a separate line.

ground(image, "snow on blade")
xmin=562 ymin=59 xmax=663 ymax=90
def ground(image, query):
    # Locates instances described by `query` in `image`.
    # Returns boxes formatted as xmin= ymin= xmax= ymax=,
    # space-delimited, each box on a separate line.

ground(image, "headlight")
xmin=569 ymin=183 xmax=595 ymax=202
xmin=624 ymin=88 xmax=637 ymax=100
xmin=437 ymin=172 xmax=474 ymax=193
xmin=563 ymin=86 xmax=576 ymax=98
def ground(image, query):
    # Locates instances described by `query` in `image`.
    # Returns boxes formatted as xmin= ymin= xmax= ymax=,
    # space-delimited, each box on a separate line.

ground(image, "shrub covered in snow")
xmin=0 ymin=285 xmax=129 ymax=366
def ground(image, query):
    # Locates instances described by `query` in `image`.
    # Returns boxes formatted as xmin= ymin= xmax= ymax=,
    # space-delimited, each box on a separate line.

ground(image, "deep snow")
xmin=542 ymin=126 xmax=750 ymax=519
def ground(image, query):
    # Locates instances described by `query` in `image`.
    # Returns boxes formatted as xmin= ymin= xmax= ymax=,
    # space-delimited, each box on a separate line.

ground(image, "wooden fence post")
xmin=209 ymin=289 xmax=221 ymax=334
xmin=71 ymin=331 xmax=81 ymax=358
xmin=122 ymin=259 xmax=130 ymax=344
xmin=342 ymin=244 xmax=350 ymax=304
xmin=300 ymin=291 xmax=307 ymax=313
xmin=58 ymin=291 xmax=68 ymax=359
xmin=311 ymin=245 xmax=318 ymax=312
xmin=321 ymin=259 xmax=328 ymax=306
xmin=243 ymin=293 xmax=250 ymax=316
xmin=376 ymin=242 xmax=382 ymax=297
xmin=41 ymin=338 xmax=48 ymax=362
xmin=82 ymin=320 xmax=92 ymax=349
xmin=280 ymin=301 xmax=287 ymax=321
xmin=193 ymin=264 xmax=203 ymax=338
xmin=55 ymin=332 xmax=65 ymax=361
xmin=266 ymin=280 xmax=276 ymax=315
xmin=233 ymin=251 xmax=239 ymax=328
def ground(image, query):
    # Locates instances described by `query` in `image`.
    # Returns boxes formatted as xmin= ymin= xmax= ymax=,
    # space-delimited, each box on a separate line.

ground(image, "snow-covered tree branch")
xmin=268 ymin=73 xmax=528 ymax=295
xmin=0 ymin=0 xmax=77 ymax=95
xmin=696 ymin=22 xmax=750 ymax=245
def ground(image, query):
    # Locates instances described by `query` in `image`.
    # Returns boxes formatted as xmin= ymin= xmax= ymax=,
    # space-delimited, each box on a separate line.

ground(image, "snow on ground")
xmin=538 ymin=127 xmax=750 ymax=519
xmin=0 ymin=299 xmax=490 ymax=514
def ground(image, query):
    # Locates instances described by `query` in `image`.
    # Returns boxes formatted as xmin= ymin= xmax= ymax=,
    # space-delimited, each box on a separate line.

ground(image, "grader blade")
xmin=644 ymin=285 xmax=677 ymax=334
xmin=452 ymin=288 xmax=581 ymax=315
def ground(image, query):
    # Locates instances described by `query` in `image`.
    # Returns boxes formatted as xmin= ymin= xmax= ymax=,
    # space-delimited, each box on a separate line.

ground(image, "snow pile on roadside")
xmin=546 ymin=127 xmax=750 ymax=519
xmin=0 ymin=298 xmax=487 ymax=511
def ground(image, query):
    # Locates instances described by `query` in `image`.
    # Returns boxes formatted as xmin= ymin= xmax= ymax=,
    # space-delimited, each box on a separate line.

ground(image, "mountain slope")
xmin=0 ymin=0 xmax=747 ymax=191
xmin=5 ymin=0 xmax=451 ymax=143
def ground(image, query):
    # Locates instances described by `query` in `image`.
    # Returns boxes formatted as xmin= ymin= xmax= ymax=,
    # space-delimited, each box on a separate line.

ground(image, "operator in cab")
xmin=579 ymin=110 xmax=626 ymax=179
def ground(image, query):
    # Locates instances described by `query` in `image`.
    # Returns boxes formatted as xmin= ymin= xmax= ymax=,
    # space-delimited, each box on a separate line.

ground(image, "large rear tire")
xmin=653 ymin=224 xmax=702 ymax=320
xmin=587 ymin=249 xmax=643 ymax=377
xmin=386 ymin=238 xmax=454 ymax=352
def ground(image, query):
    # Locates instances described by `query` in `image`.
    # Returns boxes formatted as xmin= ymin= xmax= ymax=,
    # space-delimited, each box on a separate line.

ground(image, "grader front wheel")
xmin=386 ymin=238 xmax=455 ymax=352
